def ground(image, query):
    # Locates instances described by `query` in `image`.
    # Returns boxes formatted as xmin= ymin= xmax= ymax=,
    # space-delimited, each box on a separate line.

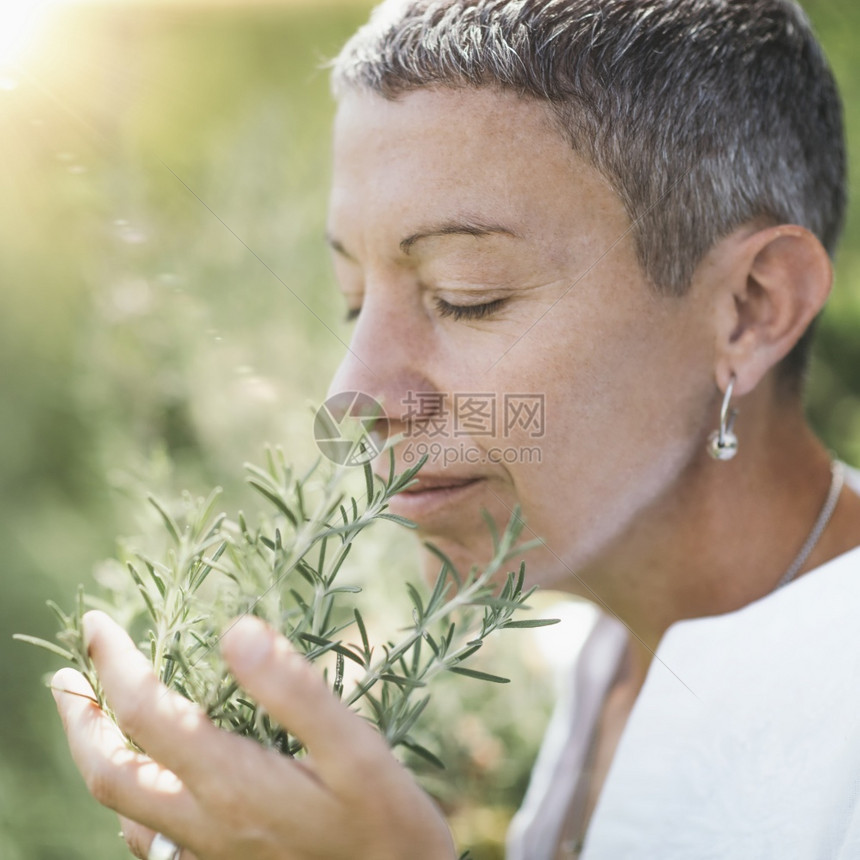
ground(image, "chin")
xmin=398 ymin=478 xmax=568 ymax=588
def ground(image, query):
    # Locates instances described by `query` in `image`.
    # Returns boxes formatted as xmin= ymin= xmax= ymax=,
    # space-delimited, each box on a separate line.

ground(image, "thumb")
xmin=221 ymin=616 xmax=389 ymax=791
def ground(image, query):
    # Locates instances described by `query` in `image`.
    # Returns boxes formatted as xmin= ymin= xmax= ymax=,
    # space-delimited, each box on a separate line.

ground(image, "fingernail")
xmin=224 ymin=616 xmax=273 ymax=673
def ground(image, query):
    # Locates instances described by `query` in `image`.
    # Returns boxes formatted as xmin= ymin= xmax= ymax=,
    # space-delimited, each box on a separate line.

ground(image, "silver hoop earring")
xmin=707 ymin=375 xmax=739 ymax=461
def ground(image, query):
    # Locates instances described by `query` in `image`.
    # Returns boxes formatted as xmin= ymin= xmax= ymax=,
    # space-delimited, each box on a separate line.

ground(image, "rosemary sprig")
xmin=16 ymin=448 xmax=557 ymax=767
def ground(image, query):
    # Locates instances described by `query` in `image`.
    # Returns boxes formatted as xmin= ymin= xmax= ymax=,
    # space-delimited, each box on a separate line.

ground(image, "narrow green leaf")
xmin=423 ymin=543 xmax=461 ymax=587
xmin=334 ymin=645 xmax=367 ymax=667
xmin=297 ymin=632 xmax=337 ymax=649
xmin=448 ymin=667 xmax=510 ymax=684
xmin=127 ymin=563 xmax=158 ymax=622
xmin=13 ymin=634 xmax=74 ymax=660
xmin=380 ymin=673 xmax=426 ymax=688
xmin=291 ymin=561 xmax=315 ymax=588
xmin=295 ymin=481 xmax=307 ymax=521
xmin=502 ymin=618 xmax=561 ymax=629
xmin=290 ymin=589 xmax=310 ymax=614
xmin=362 ymin=692 xmax=385 ymax=723
xmin=363 ymin=460 xmax=374 ymax=504
xmin=326 ymin=543 xmax=352 ymax=581
xmin=377 ymin=513 xmax=418 ymax=529
xmin=194 ymin=487 xmax=223 ymax=535
xmin=395 ymin=695 xmax=431 ymax=736
xmin=264 ymin=446 xmax=278 ymax=478
xmin=147 ymin=496 xmax=183 ymax=545
xmin=427 ymin=566 xmax=450 ymax=612
xmin=388 ymin=455 xmax=427 ymax=494
xmin=317 ymin=537 xmax=328 ymax=579
xmin=400 ymin=740 xmax=445 ymax=770
xmin=481 ymin=508 xmax=501 ymax=551
xmin=423 ymin=631 xmax=440 ymax=657
xmin=454 ymin=642 xmax=483 ymax=661
xmin=444 ymin=623 xmax=456 ymax=651
xmin=145 ymin=562 xmax=167 ymax=598
xmin=405 ymin=582 xmax=424 ymax=616
xmin=46 ymin=600 xmax=71 ymax=628
xmin=387 ymin=446 xmax=396 ymax=486
xmin=246 ymin=480 xmax=298 ymax=527
xmin=515 ymin=563 xmax=526 ymax=595
xmin=354 ymin=610 xmax=371 ymax=660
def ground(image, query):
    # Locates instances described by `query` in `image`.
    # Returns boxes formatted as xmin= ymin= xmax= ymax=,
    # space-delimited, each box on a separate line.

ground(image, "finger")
xmin=119 ymin=816 xmax=200 ymax=860
xmin=52 ymin=667 xmax=203 ymax=840
xmin=221 ymin=616 xmax=393 ymax=795
xmin=81 ymin=611 xmax=244 ymax=787
xmin=119 ymin=816 xmax=153 ymax=860
xmin=80 ymin=611 xmax=329 ymax=818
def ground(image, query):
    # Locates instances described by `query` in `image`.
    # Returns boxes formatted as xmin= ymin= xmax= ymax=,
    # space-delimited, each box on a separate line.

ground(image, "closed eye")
xmin=434 ymin=297 xmax=507 ymax=321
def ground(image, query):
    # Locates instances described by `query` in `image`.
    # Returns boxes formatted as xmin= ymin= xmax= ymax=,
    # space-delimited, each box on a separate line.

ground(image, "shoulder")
xmin=582 ymin=542 xmax=860 ymax=858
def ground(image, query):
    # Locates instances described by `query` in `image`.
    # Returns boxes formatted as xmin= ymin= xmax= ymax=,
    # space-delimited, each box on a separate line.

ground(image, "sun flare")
xmin=0 ymin=0 xmax=62 ymax=66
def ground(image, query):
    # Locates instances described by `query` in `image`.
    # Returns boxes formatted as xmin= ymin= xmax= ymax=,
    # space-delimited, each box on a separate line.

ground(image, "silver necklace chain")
xmin=773 ymin=460 xmax=845 ymax=591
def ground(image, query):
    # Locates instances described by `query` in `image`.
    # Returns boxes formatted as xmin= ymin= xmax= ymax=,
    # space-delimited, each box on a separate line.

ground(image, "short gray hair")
xmin=331 ymin=0 xmax=846 ymax=383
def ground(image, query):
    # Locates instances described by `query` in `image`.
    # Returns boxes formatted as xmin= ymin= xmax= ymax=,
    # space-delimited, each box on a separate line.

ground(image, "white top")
xmin=508 ymin=468 xmax=860 ymax=860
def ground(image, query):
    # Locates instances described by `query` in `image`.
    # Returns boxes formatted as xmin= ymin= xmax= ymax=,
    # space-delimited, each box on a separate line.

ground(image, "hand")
xmin=52 ymin=611 xmax=456 ymax=860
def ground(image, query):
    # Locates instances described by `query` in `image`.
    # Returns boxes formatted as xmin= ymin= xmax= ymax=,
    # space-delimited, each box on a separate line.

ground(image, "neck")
xmin=572 ymin=389 xmax=860 ymax=694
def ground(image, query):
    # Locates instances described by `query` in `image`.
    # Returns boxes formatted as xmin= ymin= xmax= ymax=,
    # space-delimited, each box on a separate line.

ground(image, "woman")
xmin=53 ymin=1 xmax=860 ymax=857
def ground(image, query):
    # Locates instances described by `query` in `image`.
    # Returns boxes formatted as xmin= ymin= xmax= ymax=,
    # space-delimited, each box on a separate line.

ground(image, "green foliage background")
xmin=1 ymin=1 xmax=859 ymax=858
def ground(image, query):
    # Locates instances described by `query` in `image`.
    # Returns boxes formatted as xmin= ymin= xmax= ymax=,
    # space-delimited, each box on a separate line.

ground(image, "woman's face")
xmin=327 ymin=86 xmax=718 ymax=590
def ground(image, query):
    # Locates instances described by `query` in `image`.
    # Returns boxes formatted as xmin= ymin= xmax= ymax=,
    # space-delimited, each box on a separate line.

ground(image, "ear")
xmin=713 ymin=225 xmax=833 ymax=396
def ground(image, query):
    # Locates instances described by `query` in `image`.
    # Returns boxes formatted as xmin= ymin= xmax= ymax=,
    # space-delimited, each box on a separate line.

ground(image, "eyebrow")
xmin=399 ymin=220 xmax=519 ymax=254
xmin=325 ymin=220 xmax=519 ymax=261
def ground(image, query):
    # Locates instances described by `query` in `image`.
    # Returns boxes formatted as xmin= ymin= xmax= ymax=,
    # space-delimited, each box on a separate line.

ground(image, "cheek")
xmin=484 ymin=303 xmax=713 ymax=571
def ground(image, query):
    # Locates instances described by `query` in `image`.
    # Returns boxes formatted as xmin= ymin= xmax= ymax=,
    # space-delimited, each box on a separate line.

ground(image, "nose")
xmin=326 ymin=295 xmax=440 ymax=430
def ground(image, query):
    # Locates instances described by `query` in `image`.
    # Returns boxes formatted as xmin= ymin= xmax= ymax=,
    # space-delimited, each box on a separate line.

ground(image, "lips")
xmin=385 ymin=474 xmax=485 ymax=523
xmin=400 ymin=475 xmax=481 ymax=493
